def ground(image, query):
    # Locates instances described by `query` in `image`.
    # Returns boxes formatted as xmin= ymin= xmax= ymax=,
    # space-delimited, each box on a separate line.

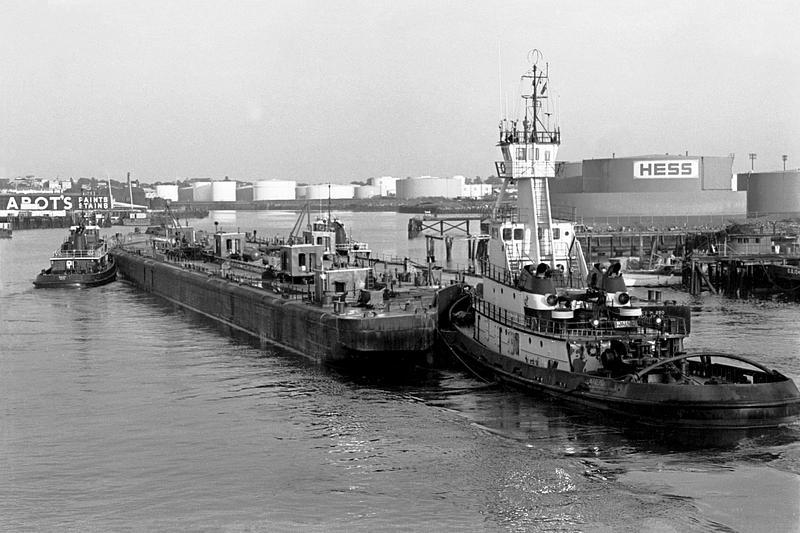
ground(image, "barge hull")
xmin=111 ymin=249 xmax=435 ymax=365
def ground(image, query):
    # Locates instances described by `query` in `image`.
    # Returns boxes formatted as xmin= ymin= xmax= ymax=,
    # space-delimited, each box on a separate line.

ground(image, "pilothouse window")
xmin=516 ymin=147 xmax=526 ymax=160
xmin=513 ymin=228 xmax=524 ymax=240
xmin=502 ymin=228 xmax=512 ymax=240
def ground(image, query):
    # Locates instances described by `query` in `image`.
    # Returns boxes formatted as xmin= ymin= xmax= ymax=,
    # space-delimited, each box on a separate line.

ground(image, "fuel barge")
xmin=110 ymin=231 xmax=437 ymax=367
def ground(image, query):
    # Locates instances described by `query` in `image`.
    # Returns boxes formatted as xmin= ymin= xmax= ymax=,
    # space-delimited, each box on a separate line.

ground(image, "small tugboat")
xmin=33 ymin=223 xmax=117 ymax=288
xmin=437 ymin=50 xmax=800 ymax=429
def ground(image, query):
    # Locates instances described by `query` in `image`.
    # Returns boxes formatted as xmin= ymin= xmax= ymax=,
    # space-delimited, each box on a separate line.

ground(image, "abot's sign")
xmin=634 ymin=160 xmax=699 ymax=179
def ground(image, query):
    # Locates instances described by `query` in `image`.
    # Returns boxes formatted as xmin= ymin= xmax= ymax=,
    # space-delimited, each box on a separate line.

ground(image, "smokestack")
xmin=127 ymin=172 xmax=133 ymax=206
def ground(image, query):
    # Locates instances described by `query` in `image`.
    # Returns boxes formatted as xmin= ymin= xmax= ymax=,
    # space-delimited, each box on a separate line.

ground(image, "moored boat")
xmin=33 ymin=223 xmax=117 ymax=288
xmin=622 ymin=264 xmax=682 ymax=288
xmin=437 ymin=50 xmax=800 ymax=429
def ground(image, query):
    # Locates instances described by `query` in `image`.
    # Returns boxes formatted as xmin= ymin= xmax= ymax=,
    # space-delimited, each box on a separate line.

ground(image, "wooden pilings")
xmin=687 ymin=256 xmax=798 ymax=298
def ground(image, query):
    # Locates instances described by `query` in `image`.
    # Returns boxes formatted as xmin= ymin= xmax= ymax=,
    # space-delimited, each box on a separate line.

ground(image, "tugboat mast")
xmin=494 ymin=49 xmax=561 ymax=269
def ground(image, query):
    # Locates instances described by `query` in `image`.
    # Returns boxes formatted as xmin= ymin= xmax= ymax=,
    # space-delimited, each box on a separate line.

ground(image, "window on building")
xmin=535 ymin=148 xmax=540 ymax=160
xmin=502 ymin=228 xmax=512 ymax=240
xmin=552 ymin=228 xmax=560 ymax=240
xmin=514 ymin=228 xmax=524 ymax=240
xmin=298 ymin=253 xmax=306 ymax=267
xmin=516 ymin=147 xmax=526 ymax=160
xmin=545 ymin=150 xmax=551 ymax=161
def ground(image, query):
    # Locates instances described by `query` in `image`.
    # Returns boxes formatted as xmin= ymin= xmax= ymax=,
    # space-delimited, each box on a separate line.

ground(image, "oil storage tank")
xmin=211 ymin=180 xmax=237 ymax=202
xmin=396 ymin=176 xmax=463 ymax=200
xmin=304 ymin=184 xmax=354 ymax=200
xmin=155 ymin=184 xmax=179 ymax=202
xmin=744 ymin=170 xmax=800 ymax=217
xmin=549 ymin=154 xmax=746 ymax=224
xmin=253 ymin=180 xmax=297 ymax=201
xmin=192 ymin=181 xmax=212 ymax=202
xmin=354 ymin=185 xmax=379 ymax=199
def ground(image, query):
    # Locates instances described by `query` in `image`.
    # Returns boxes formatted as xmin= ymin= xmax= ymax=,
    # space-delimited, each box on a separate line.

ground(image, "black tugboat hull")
xmin=440 ymin=326 xmax=800 ymax=429
xmin=33 ymin=265 xmax=117 ymax=289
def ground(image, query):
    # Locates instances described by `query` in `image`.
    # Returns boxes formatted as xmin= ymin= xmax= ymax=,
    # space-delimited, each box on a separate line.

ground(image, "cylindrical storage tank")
xmin=211 ymin=181 xmax=237 ymax=202
xmin=237 ymin=185 xmax=253 ymax=202
xmin=746 ymin=171 xmax=800 ymax=217
xmin=253 ymin=180 xmax=297 ymax=201
xmin=304 ymin=184 xmax=355 ymax=200
xmin=354 ymin=185 xmax=379 ymax=199
xmin=192 ymin=181 xmax=212 ymax=202
xmin=155 ymin=184 xmax=179 ymax=202
xmin=178 ymin=186 xmax=194 ymax=202
xmin=295 ymin=186 xmax=308 ymax=199
xmin=396 ymin=176 xmax=462 ymax=200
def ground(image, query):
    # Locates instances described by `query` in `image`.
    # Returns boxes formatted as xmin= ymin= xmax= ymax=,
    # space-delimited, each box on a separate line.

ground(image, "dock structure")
xmin=407 ymin=214 xmax=486 ymax=239
xmin=686 ymin=255 xmax=800 ymax=298
xmin=579 ymin=231 xmax=688 ymax=267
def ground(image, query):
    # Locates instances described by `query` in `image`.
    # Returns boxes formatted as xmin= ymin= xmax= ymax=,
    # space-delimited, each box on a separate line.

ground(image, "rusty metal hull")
xmin=440 ymin=325 xmax=800 ymax=429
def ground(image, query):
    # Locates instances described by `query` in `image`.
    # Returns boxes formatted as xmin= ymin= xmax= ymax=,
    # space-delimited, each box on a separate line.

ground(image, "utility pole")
xmin=782 ymin=154 xmax=788 ymax=171
xmin=748 ymin=153 xmax=757 ymax=171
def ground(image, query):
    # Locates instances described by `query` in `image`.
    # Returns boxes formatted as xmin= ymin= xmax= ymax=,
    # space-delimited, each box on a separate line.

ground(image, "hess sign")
xmin=634 ymin=160 xmax=698 ymax=179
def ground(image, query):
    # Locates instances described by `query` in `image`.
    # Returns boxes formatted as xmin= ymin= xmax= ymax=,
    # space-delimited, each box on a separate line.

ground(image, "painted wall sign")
xmin=0 ymin=193 xmax=111 ymax=216
xmin=633 ymin=160 xmax=699 ymax=179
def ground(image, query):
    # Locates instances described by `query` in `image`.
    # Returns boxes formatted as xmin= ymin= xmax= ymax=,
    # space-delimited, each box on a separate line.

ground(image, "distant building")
xmin=462 ymin=183 xmax=494 ymax=199
xmin=155 ymin=184 xmax=179 ymax=202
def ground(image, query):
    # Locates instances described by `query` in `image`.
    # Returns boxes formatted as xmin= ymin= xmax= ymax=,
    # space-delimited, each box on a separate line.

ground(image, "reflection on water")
xmin=2 ymin=218 xmax=800 ymax=532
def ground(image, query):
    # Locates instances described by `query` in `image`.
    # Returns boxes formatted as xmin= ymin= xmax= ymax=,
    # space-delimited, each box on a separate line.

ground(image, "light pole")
xmin=783 ymin=155 xmax=788 ymax=171
xmin=748 ymin=153 xmax=757 ymax=171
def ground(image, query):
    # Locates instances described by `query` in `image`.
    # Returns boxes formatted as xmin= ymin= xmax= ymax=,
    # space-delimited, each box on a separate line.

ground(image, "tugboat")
xmin=33 ymin=223 xmax=117 ymax=288
xmin=438 ymin=50 xmax=800 ymax=429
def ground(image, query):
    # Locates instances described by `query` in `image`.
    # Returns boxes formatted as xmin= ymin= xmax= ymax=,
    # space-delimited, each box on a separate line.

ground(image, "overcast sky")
xmin=1 ymin=0 xmax=798 ymax=183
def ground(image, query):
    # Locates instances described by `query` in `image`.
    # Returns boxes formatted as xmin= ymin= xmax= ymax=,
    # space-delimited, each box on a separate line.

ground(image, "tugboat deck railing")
xmin=478 ymin=260 xmax=584 ymax=289
xmin=474 ymin=297 xmax=687 ymax=339
xmin=52 ymin=245 xmax=108 ymax=259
